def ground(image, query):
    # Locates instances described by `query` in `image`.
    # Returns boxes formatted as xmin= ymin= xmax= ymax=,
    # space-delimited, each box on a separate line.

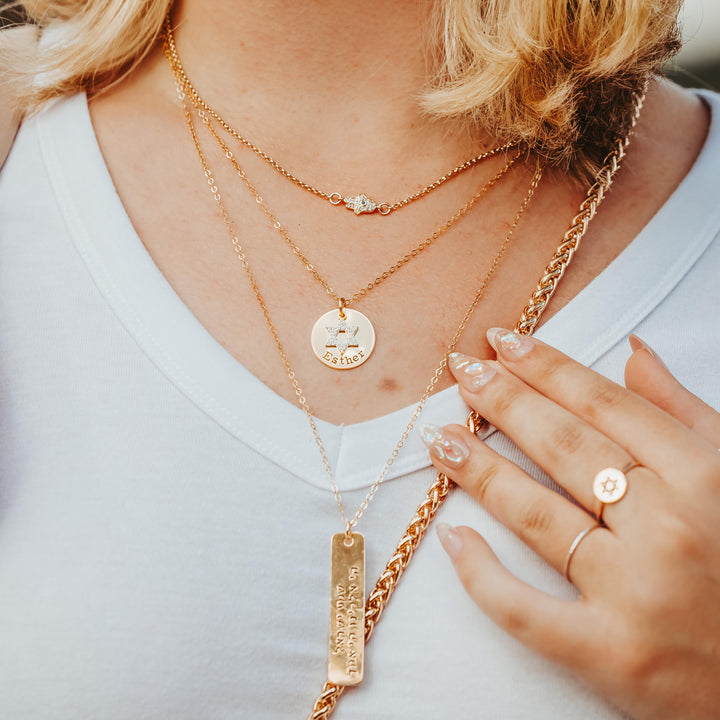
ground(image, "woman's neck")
xmin=169 ymin=0 xmax=488 ymax=182
xmin=176 ymin=0 xmax=430 ymax=102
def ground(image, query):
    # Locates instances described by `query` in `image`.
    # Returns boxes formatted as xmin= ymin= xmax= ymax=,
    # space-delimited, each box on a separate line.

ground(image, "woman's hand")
xmin=420 ymin=329 xmax=720 ymax=720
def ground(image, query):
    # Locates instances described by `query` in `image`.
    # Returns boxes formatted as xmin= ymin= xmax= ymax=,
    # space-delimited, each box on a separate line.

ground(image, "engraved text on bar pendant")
xmin=328 ymin=532 xmax=365 ymax=686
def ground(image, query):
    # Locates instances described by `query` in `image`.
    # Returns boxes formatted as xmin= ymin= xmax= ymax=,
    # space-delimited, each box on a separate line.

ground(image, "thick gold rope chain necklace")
xmin=163 ymin=14 xmax=517 ymax=217
xmin=172 ymin=36 xmax=645 ymax=717
xmin=306 ymin=87 xmax=647 ymax=720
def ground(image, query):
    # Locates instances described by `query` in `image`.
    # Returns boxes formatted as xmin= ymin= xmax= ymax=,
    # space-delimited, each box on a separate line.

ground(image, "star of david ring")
xmin=564 ymin=524 xmax=603 ymax=583
xmin=592 ymin=460 xmax=641 ymax=523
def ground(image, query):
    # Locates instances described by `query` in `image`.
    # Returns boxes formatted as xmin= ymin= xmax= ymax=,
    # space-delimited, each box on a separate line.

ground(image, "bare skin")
xmin=88 ymin=0 xmax=708 ymax=426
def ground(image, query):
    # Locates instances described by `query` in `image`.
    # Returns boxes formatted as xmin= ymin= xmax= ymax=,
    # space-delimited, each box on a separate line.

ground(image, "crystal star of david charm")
xmin=311 ymin=308 xmax=376 ymax=369
xmin=343 ymin=194 xmax=378 ymax=215
xmin=325 ymin=318 xmax=359 ymax=355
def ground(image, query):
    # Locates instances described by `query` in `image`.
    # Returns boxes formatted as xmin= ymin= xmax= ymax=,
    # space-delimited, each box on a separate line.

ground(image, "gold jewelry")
xmin=168 ymin=21 xmax=646 ymax=710
xmin=167 ymin=68 xmax=520 ymax=369
xmin=177 ymin=83 xmax=543 ymax=686
xmin=163 ymin=14 xmax=517 ymax=217
xmin=178 ymin=79 xmax=646 ymax=713
xmin=164 ymin=26 xmax=520 ymax=370
xmin=593 ymin=460 xmax=640 ymax=522
xmin=311 ymin=305 xmax=376 ymax=370
xmin=180 ymin=93 xmax=539 ymax=535
xmin=564 ymin=524 xmax=603 ymax=582
xmin=309 ymin=87 xmax=647 ymax=719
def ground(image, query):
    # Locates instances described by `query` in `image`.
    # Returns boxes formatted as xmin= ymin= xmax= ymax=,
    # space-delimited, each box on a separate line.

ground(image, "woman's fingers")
xmin=426 ymin=334 xmax=720 ymax=720
xmin=482 ymin=329 xmax=714 ymax=484
xmin=435 ymin=523 xmax=593 ymax=665
xmin=420 ymin=422 xmax=619 ymax=590
xmin=445 ymin=353 xmax=665 ymax=527
xmin=625 ymin=335 xmax=720 ymax=449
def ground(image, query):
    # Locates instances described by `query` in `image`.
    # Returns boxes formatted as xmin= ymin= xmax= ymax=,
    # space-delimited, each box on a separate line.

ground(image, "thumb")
xmin=624 ymin=334 xmax=720 ymax=448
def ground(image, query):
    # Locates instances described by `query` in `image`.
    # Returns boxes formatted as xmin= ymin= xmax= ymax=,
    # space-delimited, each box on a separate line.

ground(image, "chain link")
xmin=163 ymin=14 xmax=517 ymax=216
xmin=515 ymin=88 xmax=646 ymax=335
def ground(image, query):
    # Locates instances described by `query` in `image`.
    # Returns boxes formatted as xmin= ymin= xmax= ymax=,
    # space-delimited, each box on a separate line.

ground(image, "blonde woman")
xmin=0 ymin=1 xmax=718 ymax=718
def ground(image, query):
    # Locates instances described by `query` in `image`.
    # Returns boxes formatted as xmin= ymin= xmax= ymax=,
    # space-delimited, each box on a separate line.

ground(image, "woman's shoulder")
xmin=628 ymin=79 xmax=714 ymax=198
xmin=594 ymin=79 xmax=719 ymax=255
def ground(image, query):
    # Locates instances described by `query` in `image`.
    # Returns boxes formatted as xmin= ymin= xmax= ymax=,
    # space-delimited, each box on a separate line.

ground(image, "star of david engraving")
xmin=325 ymin=318 xmax=360 ymax=355
xmin=600 ymin=476 xmax=619 ymax=497
xmin=343 ymin=194 xmax=378 ymax=215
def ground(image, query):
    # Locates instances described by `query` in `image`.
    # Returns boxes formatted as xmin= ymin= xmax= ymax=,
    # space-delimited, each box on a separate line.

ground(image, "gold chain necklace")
xmin=178 ymin=84 xmax=543 ymax=687
xmin=163 ymin=34 xmax=520 ymax=371
xmin=188 ymin=99 xmax=519 ymax=370
xmin=169 ymin=21 xmax=645 ymax=715
xmin=163 ymin=14 xmax=517 ymax=217
xmin=164 ymin=29 xmax=522 ymax=371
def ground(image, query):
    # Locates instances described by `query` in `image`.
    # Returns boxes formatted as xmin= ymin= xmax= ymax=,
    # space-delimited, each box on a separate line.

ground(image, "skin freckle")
xmin=377 ymin=377 xmax=401 ymax=393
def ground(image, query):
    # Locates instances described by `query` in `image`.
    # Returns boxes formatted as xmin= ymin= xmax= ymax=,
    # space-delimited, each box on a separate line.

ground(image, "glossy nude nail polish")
xmin=629 ymin=334 xmax=668 ymax=370
xmin=487 ymin=327 xmax=534 ymax=359
xmin=418 ymin=423 xmax=470 ymax=467
xmin=436 ymin=522 xmax=462 ymax=559
xmin=448 ymin=352 xmax=497 ymax=391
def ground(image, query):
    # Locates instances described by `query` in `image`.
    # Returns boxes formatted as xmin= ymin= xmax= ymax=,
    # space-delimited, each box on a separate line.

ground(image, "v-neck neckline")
xmin=35 ymin=90 xmax=720 ymax=491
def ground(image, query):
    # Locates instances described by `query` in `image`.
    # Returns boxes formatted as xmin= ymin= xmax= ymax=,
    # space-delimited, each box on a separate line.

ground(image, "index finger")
xmin=485 ymin=328 xmax=715 ymax=481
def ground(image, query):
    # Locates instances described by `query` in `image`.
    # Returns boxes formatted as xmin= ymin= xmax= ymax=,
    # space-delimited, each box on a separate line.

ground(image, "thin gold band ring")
xmin=564 ymin=524 xmax=603 ymax=583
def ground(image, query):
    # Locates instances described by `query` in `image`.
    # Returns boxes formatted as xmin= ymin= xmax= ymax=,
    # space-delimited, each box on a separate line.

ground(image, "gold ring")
xmin=592 ymin=460 xmax=640 ymax=523
xmin=564 ymin=524 xmax=603 ymax=582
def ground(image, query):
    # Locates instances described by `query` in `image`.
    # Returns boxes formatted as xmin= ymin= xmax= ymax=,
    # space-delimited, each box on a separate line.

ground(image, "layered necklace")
xmin=177 ymin=88 xmax=541 ymax=683
xmin=162 ymin=16 xmax=646 ymax=719
xmin=164 ymin=23 xmax=517 ymax=218
xmin=193 ymin=110 xmax=519 ymax=370
xmin=164 ymin=22 xmax=521 ymax=369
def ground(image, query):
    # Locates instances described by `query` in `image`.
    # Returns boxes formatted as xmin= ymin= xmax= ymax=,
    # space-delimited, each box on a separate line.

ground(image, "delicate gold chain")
xmin=193 ymin=102 xmax=518 ymax=307
xmin=307 ymin=88 xmax=648 ymax=720
xmin=163 ymin=15 xmax=517 ymax=216
xmin=179 ymin=86 xmax=542 ymax=533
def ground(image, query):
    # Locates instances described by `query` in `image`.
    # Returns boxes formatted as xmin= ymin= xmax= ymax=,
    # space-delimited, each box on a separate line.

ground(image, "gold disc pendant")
xmin=328 ymin=532 xmax=365 ymax=686
xmin=311 ymin=306 xmax=376 ymax=370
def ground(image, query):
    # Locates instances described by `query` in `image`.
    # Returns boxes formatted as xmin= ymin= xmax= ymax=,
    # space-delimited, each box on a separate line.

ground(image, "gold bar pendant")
xmin=328 ymin=532 xmax=365 ymax=686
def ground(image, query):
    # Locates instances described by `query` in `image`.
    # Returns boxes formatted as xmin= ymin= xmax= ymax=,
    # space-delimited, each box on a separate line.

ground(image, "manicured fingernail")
xmin=448 ymin=352 xmax=497 ymax=391
xmin=487 ymin=327 xmax=534 ymax=359
xmin=629 ymin=334 xmax=668 ymax=370
xmin=418 ymin=423 xmax=470 ymax=467
xmin=436 ymin=522 xmax=462 ymax=559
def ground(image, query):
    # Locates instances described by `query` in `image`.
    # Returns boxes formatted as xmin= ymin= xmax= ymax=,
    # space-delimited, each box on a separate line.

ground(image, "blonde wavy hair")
xmin=3 ymin=0 xmax=682 ymax=180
